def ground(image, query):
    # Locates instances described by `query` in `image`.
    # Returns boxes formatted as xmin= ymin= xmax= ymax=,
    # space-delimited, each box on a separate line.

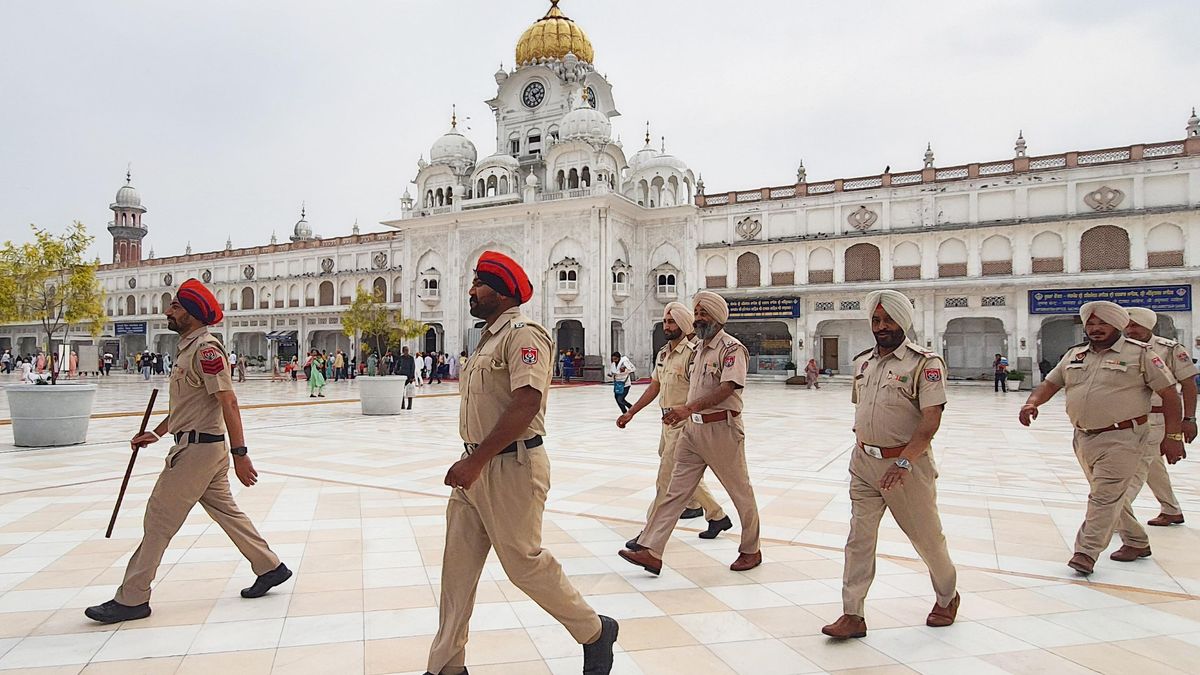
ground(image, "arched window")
xmin=1031 ymin=231 xmax=1064 ymax=273
xmin=893 ymin=242 xmax=921 ymax=279
xmin=808 ymin=248 xmax=834 ymax=284
xmin=1080 ymin=225 xmax=1130 ymax=271
xmin=557 ymin=269 xmax=578 ymax=291
xmin=844 ymin=243 xmax=881 ymax=282
xmin=435 ymin=188 xmax=444 ymax=206
xmin=937 ymin=239 xmax=968 ymax=278
xmin=556 ymin=170 xmax=565 ymax=191
xmin=736 ymin=252 xmax=761 ymax=287
xmin=125 ymin=296 xmax=136 ymax=316
xmin=1147 ymin=223 xmax=1184 ymax=268
xmin=770 ymin=250 xmax=795 ymax=285
xmin=581 ymin=166 xmax=591 ymax=188
xmin=657 ymin=273 xmax=677 ymax=294
xmin=318 ymin=281 xmax=334 ymax=306
xmin=446 ymin=187 xmax=453 ymax=205
xmin=372 ymin=276 xmax=387 ymax=300
xmin=240 ymin=287 xmax=254 ymax=310
xmin=477 ymin=179 xmax=485 ymax=197
xmin=499 ymin=175 xmax=509 ymax=194
xmin=160 ymin=293 xmax=171 ymax=313
xmin=980 ymin=235 xmax=1013 ymax=276
xmin=425 ymin=190 xmax=433 ymax=208
xmin=704 ymin=255 xmax=728 ymax=288
xmin=568 ymin=168 xmax=579 ymax=189
xmin=422 ymin=277 xmax=440 ymax=295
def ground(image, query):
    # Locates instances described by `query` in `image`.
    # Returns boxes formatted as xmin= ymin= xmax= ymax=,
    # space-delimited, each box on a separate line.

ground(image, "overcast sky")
xmin=1 ymin=0 xmax=1195 ymax=261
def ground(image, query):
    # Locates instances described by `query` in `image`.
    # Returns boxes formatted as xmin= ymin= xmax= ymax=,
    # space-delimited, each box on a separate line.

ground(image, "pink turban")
xmin=1126 ymin=307 xmax=1157 ymax=330
xmin=692 ymin=291 xmax=729 ymax=324
xmin=663 ymin=302 xmax=695 ymax=335
xmin=1080 ymin=301 xmax=1129 ymax=330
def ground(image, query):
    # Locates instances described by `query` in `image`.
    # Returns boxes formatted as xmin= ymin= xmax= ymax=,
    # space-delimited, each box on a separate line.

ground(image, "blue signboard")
xmin=1028 ymin=285 xmax=1191 ymax=315
xmin=114 ymin=321 xmax=147 ymax=335
xmin=727 ymin=297 xmax=801 ymax=319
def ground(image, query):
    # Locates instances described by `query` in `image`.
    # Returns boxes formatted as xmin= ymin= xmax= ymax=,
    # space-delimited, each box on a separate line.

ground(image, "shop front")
xmin=723 ymin=297 xmax=799 ymax=374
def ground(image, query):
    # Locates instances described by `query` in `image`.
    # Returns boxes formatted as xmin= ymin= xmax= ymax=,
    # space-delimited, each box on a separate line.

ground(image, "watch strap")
xmin=230 ymin=446 xmax=248 ymax=456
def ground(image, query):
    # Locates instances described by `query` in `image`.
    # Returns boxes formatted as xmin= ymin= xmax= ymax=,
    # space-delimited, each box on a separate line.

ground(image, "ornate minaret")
xmin=107 ymin=169 xmax=147 ymax=265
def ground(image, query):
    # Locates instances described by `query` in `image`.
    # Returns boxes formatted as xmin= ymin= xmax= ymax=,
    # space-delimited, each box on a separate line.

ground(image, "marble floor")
xmin=1 ymin=374 xmax=1199 ymax=674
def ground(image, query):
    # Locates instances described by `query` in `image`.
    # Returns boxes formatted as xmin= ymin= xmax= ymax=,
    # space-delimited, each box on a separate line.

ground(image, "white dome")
xmin=430 ymin=128 xmax=477 ymax=167
xmin=627 ymin=144 xmax=660 ymax=171
xmin=293 ymin=217 xmax=311 ymax=239
xmin=114 ymin=184 xmax=141 ymax=207
xmin=560 ymin=101 xmax=611 ymax=143
xmin=476 ymin=152 xmax=520 ymax=172
xmin=639 ymin=152 xmax=689 ymax=173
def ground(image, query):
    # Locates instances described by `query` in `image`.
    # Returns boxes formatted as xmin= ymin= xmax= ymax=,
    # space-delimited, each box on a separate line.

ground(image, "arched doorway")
xmin=556 ymin=320 xmax=584 ymax=355
xmin=1039 ymin=317 xmax=1083 ymax=373
xmin=724 ymin=321 xmax=794 ymax=373
xmin=813 ymin=319 xmax=874 ymax=374
xmin=943 ymin=317 xmax=1007 ymax=379
xmin=424 ymin=323 xmax=443 ymax=353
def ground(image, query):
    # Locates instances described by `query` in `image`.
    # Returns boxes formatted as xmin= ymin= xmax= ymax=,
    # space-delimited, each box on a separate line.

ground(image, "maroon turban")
xmin=475 ymin=251 xmax=533 ymax=304
xmin=177 ymin=279 xmax=223 ymax=325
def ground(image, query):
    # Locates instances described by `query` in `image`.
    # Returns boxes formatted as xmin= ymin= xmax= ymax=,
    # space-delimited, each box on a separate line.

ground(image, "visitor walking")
xmin=993 ymin=353 xmax=1009 ymax=392
xmin=805 ymin=358 xmax=821 ymax=389
xmin=305 ymin=349 xmax=326 ymax=398
xmin=609 ymin=351 xmax=636 ymax=413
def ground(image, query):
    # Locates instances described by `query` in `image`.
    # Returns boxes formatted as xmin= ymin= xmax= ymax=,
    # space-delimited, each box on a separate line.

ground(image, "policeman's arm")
xmin=1156 ymin=386 xmax=1183 ymax=435
xmin=685 ymin=381 xmax=738 ymax=413
xmin=900 ymin=405 xmax=942 ymax=461
xmin=1019 ymin=380 xmax=1062 ymax=426
xmin=214 ymin=390 xmax=247 ymax=449
xmin=625 ymin=379 xmax=661 ymax=418
xmin=1181 ymin=377 xmax=1198 ymax=442
xmin=472 ymin=386 xmax=542 ymax=462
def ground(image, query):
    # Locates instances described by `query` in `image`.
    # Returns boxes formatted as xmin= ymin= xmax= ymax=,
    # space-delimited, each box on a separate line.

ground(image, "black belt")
xmin=464 ymin=435 xmax=543 ymax=455
xmin=174 ymin=431 xmax=225 ymax=444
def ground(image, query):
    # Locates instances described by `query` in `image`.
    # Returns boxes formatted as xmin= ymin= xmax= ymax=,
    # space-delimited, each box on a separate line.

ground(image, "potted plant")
xmin=784 ymin=360 xmax=798 ymax=377
xmin=1007 ymin=370 xmax=1026 ymax=392
xmin=341 ymin=288 xmax=426 ymax=415
xmin=0 ymin=223 xmax=105 ymax=446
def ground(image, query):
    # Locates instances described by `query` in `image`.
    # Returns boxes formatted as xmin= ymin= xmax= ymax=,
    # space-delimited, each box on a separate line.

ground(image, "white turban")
xmin=1080 ymin=301 xmax=1129 ymax=330
xmin=693 ymin=291 xmax=729 ymax=324
xmin=663 ymin=302 xmax=695 ymax=335
xmin=864 ymin=289 xmax=914 ymax=334
xmin=1126 ymin=306 xmax=1157 ymax=330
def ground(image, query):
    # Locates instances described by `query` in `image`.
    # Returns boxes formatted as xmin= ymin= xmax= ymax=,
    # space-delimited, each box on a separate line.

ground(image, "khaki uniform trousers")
xmin=647 ymin=421 xmax=726 ymax=522
xmin=427 ymin=445 xmax=600 ymax=675
xmin=1145 ymin=449 xmax=1183 ymax=516
xmin=1116 ymin=420 xmax=1166 ymax=547
xmin=115 ymin=440 xmax=280 ymax=606
xmin=1072 ymin=424 xmax=1149 ymax=560
xmin=638 ymin=416 xmax=760 ymax=558
xmin=842 ymin=448 xmax=957 ymax=617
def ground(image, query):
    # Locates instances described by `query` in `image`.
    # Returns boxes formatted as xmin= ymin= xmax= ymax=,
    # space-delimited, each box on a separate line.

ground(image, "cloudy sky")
xmin=1 ymin=0 xmax=1194 ymax=261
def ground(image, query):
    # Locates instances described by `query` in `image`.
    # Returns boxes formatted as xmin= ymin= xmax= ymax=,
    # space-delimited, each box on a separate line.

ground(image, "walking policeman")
xmin=823 ymin=290 xmax=959 ymax=639
xmin=425 ymin=252 xmax=618 ymax=675
xmin=618 ymin=291 xmax=762 ymax=575
xmin=617 ymin=302 xmax=732 ymax=548
xmin=1020 ymin=301 xmax=1184 ymax=575
xmin=1114 ymin=307 xmax=1197 ymax=550
xmin=86 ymin=279 xmax=291 ymax=624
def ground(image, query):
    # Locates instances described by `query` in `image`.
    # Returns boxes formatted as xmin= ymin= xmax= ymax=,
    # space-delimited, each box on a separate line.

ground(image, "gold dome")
xmin=515 ymin=1 xmax=594 ymax=65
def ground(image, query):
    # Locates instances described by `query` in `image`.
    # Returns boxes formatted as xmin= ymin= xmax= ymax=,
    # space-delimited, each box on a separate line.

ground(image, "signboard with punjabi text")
xmin=1028 ymin=285 xmax=1191 ymax=315
xmin=726 ymin=297 xmax=802 ymax=319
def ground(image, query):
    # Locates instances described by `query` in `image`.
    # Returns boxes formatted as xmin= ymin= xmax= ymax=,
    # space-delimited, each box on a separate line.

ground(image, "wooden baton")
xmin=105 ymin=388 xmax=159 ymax=539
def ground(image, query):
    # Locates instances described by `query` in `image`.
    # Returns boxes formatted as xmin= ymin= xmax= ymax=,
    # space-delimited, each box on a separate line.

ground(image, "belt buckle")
xmin=464 ymin=443 xmax=479 ymax=454
xmin=861 ymin=443 xmax=884 ymax=459
xmin=689 ymin=412 xmax=703 ymax=424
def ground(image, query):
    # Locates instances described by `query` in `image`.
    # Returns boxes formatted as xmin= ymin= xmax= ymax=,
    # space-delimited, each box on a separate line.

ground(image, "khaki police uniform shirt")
xmin=1147 ymin=337 xmax=1198 ymax=408
xmin=459 ymin=307 xmax=552 ymax=444
xmin=1045 ymin=336 xmax=1175 ymax=430
xmin=168 ymin=327 xmax=234 ymax=435
xmin=651 ymin=338 xmax=697 ymax=409
xmin=852 ymin=339 xmax=948 ymax=448
xmin=687 ymin=330 xmax=749 ymax=414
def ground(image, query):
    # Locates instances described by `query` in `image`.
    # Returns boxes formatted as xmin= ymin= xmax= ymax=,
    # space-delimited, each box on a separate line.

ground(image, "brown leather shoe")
xmin=1147 ymin=513 xmax=1185 ymax=527
xmin=926 ymin=592 xmax=960 ymax=627
xmin=618 ymin=547 xmax=662 ymax=575
xmin=821 ymin=614 xmax=866 ymax=639
xmin=1109 ymin=545 xmax=1152 ymax=562
xmin=730 ymin=551 xmax=762 ymax=572
xmin=1067 ymin=552 xmax=1095 ymax=575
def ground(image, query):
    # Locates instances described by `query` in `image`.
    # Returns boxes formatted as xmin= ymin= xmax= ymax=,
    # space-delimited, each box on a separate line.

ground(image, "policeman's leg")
xmin=696 ymin=421 xmax=760 ymax=554
xmin=426 ymin=487 xmax=491 ymax=675
xmin=197 ymin=449 xmax=280 ymax=575
xmin=114 ymin=443 xmax=215 ymax=606
xmin=841 ymin=451 xmax=888 ymax=617
xmin=1115 ymin=424 xmax=1162 ymax=547
xmin=1145 ymin=453 xmax=1183 ymax=516
xmin=665 ymin=424 xmax=726 ymax=520
xmin=479 ymin=448 xmax=602 ymax=644
xmin=880 ymin=452 xmax=957 ymax=608
xmin=638 ymin=430 xmax=709 ymax=557
xmin=1073 ymin=428 xmax=1144 ymax=559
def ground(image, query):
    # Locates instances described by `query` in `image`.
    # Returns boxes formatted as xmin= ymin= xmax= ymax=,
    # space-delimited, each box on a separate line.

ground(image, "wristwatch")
xmin=894 ymin=458 xmax=912 ymax=471
xmin=230 ymin=446 xmax=249 ymax=457
xmin=1165 ymin=433 xmax=1185 ymax=442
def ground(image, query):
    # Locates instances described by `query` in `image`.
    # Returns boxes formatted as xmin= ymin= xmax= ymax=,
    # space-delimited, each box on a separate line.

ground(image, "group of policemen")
xmin=80 ymin=256 xmax=1195 ymax=671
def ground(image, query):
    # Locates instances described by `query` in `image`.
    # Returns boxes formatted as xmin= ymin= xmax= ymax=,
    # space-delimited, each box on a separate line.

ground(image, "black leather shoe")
xmin=699 ymin=515 xmax=732 ymax=539
xmin=625 ymin=532 xmax=646 ymax=551
xmin=583 ymin=615 xmax=619 ymax=674
xmin=241 ymin=562 xmax=293 ymax=598
xmin=422 ymin=670 xmax=469 ymax=675
xmin=84 ymin=599 xmax=151 ymax=624
xmin=680 ymin=507 xmax=704 ymax=520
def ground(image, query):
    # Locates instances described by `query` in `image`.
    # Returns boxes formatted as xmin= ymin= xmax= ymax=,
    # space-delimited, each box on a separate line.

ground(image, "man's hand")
xmin=131 ymin=432 xmax=159 ymax=451
xmin=233 ymin=455 xmax=259 ymax=486
xmin=1183 ymin=419 xmax=1198 ymax=444
xmin=662 ymin=405 xmax=692 ymax=426
xmin=879 ymin=465 xmax=908 ymax=491
xmin=617 ymin=412 xmax=634 ymax=429
xmin=1162 ymin=437 xmax=1187 ymax=464
xmin=445 ymin=456 xmax=486 ymax=490
xmin=1018 ymin=404 xmax=1039 ymax=427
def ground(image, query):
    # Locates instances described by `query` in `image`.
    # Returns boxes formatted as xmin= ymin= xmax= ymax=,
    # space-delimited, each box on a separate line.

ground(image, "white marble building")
xmin=2 ymin=1 xmax=1197 ymax=384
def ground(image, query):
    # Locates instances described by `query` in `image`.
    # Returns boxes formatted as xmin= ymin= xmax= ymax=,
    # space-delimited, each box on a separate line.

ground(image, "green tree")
xmin=0 ymin=223 xmax=106 ymax=378
xmin=341 ymin=287 xmax=426 ymax=372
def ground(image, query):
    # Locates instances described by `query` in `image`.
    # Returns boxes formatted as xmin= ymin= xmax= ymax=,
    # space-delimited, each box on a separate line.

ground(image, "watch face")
xmin=522 ymin=81 xmax=545 ymax=108
xmin=585 ymin=86 xmax=597 ymax=109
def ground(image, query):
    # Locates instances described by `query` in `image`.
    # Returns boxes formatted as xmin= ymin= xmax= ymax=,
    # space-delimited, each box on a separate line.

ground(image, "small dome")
xmin=628 ymin=144 xmax=660 ymax=171
xmin=291 ymin=206 xmax=313 ymax=241
xmin=476 ymin=152 xmax=521 ymax=171
xmin=516 ymin=1 xmax=594 ymax=65
xmin=560 ymin=90 xmax=611 ymax=143
xmin=112 ymin=171 xmax=143 ymax=209
xmin=430 ymin=113 xmax=477 ymax=167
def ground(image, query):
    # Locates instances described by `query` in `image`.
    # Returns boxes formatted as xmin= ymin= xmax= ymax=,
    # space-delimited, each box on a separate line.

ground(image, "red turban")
xmin=475 ymin=251 xmax=533 ymax=304
xmin=177 ymin=279 xmax=223 ymax=325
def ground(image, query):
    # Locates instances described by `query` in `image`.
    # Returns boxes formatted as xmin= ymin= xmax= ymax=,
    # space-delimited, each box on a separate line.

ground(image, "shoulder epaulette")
xmin=906 ymin=342 xmax=937 ymax=357
xmin=853 ymin=347 xmax=873 ymax=360
xmin=1126 ymin=337 xmax=1151 ymax=348
xmin=1068 ymin=341 xmax=1088 ymax=350
xmin=1153 ymin=336 xmax=1180 ymax=347
xmin=512 ymin=321 xmax=526 ymax=328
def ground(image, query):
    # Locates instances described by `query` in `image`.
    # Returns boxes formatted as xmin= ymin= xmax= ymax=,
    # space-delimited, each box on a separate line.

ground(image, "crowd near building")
xmin=2 ymin=0 xmax=1198 ymax=384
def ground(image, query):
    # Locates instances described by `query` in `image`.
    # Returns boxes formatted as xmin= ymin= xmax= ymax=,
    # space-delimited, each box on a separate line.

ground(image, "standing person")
xmin=805 ymin=358 xmax=820 ymax=390
xmin=236 ymin=355 xmax=246 ymax=383
xmin=19 ymin=358 xmax=34 ymax=383
xmin=1 ymin=349 xmax=11 ymax=374
xmin=414 ymin=351 xmax=425 ymax=387
xmin=403 ymin=374 xmax=416 ymax=410
xmin=822 ymin=290 xmax=960 ymax=639
xmin=103 ymin=350 xmax=113 ymax=376
xmin=151 ymin=353 xmax=161 ymax=376
xmin=425 ymin=251 xmax=618 ymax=675
xmin=993 ymin=353 xmax=1009 ymax=392
xmin=458 ymin=350 xmax=468 ymax=378
xmin=618 ymin=291 xmax=762 ymax=576
xmin=609 ymin=351 xmax=636 ymax=413
xmin=1119 ymin=308 xmax=1197 ymax=536
xmin=306 ymin=349 xmax=326 ymax=398
xmin=562 ymin=350 xmax=574 ymax=383
xmin=289 ymin=356 xmax=299 ymax=381
xmin=228 ymin=351 xmax=238 ymax=376
xmin=432 ymin=352 xmax=443 ymax=384
xmin=333 ymin=350 xmax=345 ymax=381
xmin=271 ymin=354 xmax=282 ymax=382
xmin=35 ymin=351 xmax=45 ymax=373
xmin=1020 ymin=301 xmax=1183 ymax=575
xmin=399 ymin=346 xmax=416 ymax=384
xmin=140 ymin=351 xmax=152 ymax=380
xmin=68 ymin=350 xmax=79 ymax=379
xmin=423 ymin=351 xmax=434 ymax=384
xmin=84 ymin=278 xmax=291 ymax=624
xmin=367 ymin=352 xmax=378 ymax=377
xmin=163 ymin=353 xmax=172 ymax=374
xmin=617 ymin=302 xmax=731 ymax=546
xmin=448 ymin=349 xmax=460 ymax=380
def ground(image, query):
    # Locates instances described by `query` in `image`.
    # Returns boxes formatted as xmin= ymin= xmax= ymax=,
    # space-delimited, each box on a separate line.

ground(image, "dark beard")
xmin=873 ymin=330 xmax=905 ymax=350
xmin=167 ymin=316 xmax=179 ymax=333
xmin=663 ymin=327 xmax=682 ymax=341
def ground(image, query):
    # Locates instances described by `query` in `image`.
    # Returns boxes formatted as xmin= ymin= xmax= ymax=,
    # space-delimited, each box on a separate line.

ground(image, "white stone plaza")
xmin=1 ymin=376 xmax=1199 ymax=674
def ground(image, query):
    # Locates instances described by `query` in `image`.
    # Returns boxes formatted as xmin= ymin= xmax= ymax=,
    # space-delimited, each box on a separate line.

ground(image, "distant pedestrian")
xmin=805 ymin=358 xmax=820 ymax=389
xmin=993 ymin=353 xmax=1009 ymax=392
xmin=609 ymin=351 xmax=636 ymax=413
xmin=306 ymin=349 xmax=326 ymax=398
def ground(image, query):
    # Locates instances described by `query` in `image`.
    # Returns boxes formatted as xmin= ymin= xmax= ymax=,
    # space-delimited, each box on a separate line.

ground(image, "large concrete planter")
xmin=6 ymin=383 xmax=99 ymax=447
xmin=357 ymin=376 xmax=407 ymax=415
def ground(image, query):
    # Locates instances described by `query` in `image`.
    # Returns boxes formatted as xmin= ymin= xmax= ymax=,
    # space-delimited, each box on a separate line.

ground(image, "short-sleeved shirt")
xmin=852 ymin=339 xmax=947 ymax=448
xmin=687 ymin=330 xmax=748 ymax=414
xmin=651 ymin=338 xmax=697 ymax=409
xmin=459 ymin=307 xmax=552 ymax=444
xmin=1147 ymin=336 xmax=1198 ymax=409
xmin=1045 ymin=336 xmax=1175 ymax=429
xmin=168 ymin=327 xmax=234 ymax=436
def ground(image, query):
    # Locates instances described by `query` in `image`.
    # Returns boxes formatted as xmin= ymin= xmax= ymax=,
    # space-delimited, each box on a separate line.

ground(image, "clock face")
xmin=522 ymin=81 xmax=545 ymax=108
xmin=585 ymin=86 xmax=597 ymax=109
